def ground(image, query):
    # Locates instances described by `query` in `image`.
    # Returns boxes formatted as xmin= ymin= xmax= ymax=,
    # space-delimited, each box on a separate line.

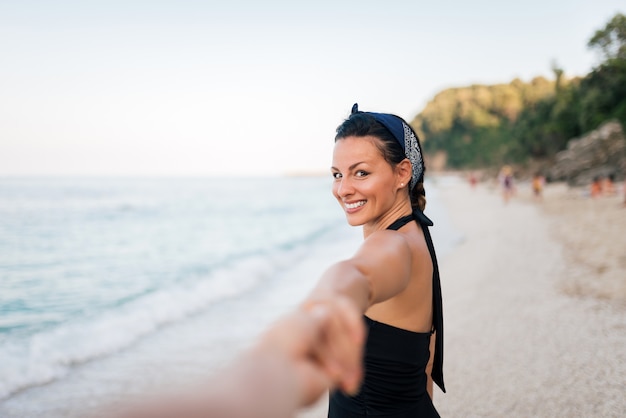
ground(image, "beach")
xmin=1 ymin=175 xmax=625 ymax=417
xmin=534 ymin=183 xmax=626 ymax=303
xmin=300 ymin=176 xmax=626 ymax=417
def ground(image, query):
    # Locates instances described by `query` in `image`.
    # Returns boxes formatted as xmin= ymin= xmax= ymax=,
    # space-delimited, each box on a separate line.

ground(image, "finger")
xmin=299 ymin=299 xmax=365 ymax=394
xmin=312 ymin=308 xmax=345 ymax=381
xmin=325 ymin=299 xmax=365 ymax=394
xmin=294 ymin=361 xmax=332 ymax=406
xmin=287 ymin=306 xmax=351 ymax=404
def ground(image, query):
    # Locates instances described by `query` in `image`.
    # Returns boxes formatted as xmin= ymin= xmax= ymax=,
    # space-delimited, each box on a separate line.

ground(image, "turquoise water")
xmin=0 ymin=176 xmax=459 ymax=404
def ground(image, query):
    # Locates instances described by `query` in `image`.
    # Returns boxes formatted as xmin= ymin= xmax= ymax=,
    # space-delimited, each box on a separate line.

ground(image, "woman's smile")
xmin=344 ymin=200 xmax=366 ymax=211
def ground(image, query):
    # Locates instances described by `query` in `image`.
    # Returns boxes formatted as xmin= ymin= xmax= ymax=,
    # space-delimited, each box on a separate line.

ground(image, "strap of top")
xmin=386 ymin=210 xmax=446 ymax=393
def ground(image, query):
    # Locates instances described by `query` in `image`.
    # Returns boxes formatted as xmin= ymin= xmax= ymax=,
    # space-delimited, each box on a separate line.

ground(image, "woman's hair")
xmin=335 ymin=112 xmax=426 ymax=211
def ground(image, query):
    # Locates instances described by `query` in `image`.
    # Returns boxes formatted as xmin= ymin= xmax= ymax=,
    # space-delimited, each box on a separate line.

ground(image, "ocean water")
xmin=0 ymin=176 xmax=460 ymax=416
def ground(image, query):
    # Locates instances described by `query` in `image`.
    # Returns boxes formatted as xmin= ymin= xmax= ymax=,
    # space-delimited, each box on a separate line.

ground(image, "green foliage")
xmin=413 ymin=12 xmax=626 ymax=169
xmin=579 ymin=58 xmax=626 ymax=131
xmin=412 ymin=78 xmax=555 ymax=167
xmin=588 ymin=13 xmax=626 ymax=61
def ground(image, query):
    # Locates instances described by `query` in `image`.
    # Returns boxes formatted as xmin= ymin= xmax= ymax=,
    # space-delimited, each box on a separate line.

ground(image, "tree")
xmin=588 ymin=13 xmax=626 ymax=62
xmin=582 ymin=12 xmax=626 ymax=130
xmin=410 ymin=12 xmax=626 ymax=169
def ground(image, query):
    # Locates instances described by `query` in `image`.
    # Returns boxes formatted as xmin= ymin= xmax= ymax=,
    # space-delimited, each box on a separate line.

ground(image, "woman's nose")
xmin=336 ymin=177 xmax=354 ymax=197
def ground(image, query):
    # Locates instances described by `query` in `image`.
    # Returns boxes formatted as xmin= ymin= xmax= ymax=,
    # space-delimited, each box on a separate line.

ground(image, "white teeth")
xmin=345 ymin=201 xmax=365 ymax=209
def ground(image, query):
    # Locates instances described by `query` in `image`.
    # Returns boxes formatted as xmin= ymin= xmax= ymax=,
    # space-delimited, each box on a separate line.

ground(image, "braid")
xmin=411 ymin=181 xmax=427 ymax=212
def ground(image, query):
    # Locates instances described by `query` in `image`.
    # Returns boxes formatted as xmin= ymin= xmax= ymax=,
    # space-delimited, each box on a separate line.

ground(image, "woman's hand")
xmin=257 ymin=296 xmax=366 ymax=406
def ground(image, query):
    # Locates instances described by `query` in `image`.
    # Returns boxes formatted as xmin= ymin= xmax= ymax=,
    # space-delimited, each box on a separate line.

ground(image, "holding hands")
xmin=120 ymin=296 xmax=365 ymax=418
xmin=256 ymin=295 xmax=366 ymax=406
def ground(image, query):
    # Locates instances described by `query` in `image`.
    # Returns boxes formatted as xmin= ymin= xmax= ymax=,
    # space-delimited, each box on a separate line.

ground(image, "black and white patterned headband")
xmin=351 ymin=103 xmax=424 ymax=190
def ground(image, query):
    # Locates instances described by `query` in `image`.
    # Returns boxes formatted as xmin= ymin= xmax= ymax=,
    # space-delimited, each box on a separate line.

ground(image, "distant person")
xmin=122 ymin=298 xmax=365 ymax=418
xmin=602 ymin=174 xmax=616 ymax=196
xmin=590 ymin=176 xmax=603 ymax=198
xmin=468 ymin=171 xmax=478 ymax=189
xmin=498 ymin=165 xmax=515 ymax=204
xmin=532 ymin=172 xmax=544 ymax=199
xmin=467 ymin=171 xmax=478 ymax=189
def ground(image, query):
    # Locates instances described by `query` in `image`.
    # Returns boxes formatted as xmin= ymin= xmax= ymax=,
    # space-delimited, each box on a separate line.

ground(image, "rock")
xmin=548 ymin=120 xmax=626 ymax=185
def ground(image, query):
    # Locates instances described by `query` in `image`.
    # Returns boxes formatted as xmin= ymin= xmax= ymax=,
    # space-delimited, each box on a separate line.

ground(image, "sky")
xmin=0 ymin=0 xmax=624 ymax=177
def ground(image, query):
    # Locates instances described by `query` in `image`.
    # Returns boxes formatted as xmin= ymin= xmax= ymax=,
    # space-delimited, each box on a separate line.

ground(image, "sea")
xmin=0 ymin=176 xmax=461 ymax=417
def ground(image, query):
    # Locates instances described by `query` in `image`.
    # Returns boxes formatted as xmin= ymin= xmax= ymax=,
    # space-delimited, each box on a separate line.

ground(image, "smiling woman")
xmin=304 ymin=104 xmax=445 ymax=417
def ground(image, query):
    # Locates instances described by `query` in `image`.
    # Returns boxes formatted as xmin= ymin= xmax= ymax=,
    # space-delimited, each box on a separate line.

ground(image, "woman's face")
xmin=331 ymin=136 xmax=400 ymax=226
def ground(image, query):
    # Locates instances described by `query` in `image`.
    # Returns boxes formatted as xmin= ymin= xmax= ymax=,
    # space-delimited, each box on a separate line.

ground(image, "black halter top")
xmin=328 ymin=210 xmax=445 ymax=418
xmin=388 ymin=211 xmax=445 ymax=393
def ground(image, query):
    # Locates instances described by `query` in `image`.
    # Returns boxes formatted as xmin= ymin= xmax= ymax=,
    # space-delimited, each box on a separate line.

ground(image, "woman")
xmin=304 ymin=104 xmax=445 ymax=417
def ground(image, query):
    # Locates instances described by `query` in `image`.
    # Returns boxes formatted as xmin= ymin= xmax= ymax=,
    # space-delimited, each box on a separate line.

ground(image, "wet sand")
xmin=300 ymin=176 xmax=626 ymax=417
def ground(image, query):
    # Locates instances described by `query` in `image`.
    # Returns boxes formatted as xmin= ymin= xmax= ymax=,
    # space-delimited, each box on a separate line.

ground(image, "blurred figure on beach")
xmin=498 ymin=165 xmax=515 ymax=204
xmin=590 ymin=176 xmax=603 ymax=198
xmin=532 ymin=172 xmax=544 ymax=200
xmin=468 ymin=171 xmax=478 ymax=189
xmin=602 ymin=174 xmax=616 ymax=196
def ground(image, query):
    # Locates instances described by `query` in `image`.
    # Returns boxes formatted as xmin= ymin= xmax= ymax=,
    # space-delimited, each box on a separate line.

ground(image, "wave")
xmin=0 ymin=177 xmax=461 ymax=401
xmin=0 ymin=224 xmax=335 ymax=400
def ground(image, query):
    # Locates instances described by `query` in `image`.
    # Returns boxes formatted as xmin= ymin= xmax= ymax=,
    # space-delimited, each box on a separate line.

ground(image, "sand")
xmin=531 ymin=182 xmax=626 ymax=303
xmin=3 ymin=175 xmax=625 ymax=418
xmin=300 ymin=176 xmax=626 ymax=417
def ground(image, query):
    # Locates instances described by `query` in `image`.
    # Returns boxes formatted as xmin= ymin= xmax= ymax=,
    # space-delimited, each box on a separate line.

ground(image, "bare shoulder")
xmin=351 ymin=230 xmax=415 ymax=304
xmin=356 ymin=229 xmax=412 ymax=262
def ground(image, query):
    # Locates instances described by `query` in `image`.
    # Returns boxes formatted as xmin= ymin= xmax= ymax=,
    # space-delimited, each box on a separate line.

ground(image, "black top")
xmin=328 ymin=211 xmax=445 ymax=418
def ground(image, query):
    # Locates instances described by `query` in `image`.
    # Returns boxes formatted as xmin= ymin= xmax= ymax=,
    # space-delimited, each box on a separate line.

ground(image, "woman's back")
xmin=327 ymin=214 xmax=441 ymax=418
xmin=365 ymin=218 xmax=433 ymax=334
xmin=329 ymin=316 xmax=438 ymax=417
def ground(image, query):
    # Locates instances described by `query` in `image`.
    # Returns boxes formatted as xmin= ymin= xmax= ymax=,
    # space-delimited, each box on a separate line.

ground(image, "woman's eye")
xmin=332 ymin=172 xmax=342 ymax=179
xmin=356 ymin=170 xmax=369 ymax=177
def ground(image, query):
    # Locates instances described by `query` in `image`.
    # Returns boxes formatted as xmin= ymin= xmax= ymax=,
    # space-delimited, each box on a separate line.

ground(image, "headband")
xmin=351 ymin=103 xmax=424 ymax=190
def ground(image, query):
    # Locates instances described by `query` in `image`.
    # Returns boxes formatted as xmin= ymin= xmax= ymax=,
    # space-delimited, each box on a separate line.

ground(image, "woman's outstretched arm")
xmin=305 ymin=230 xmax=413 ymax=313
